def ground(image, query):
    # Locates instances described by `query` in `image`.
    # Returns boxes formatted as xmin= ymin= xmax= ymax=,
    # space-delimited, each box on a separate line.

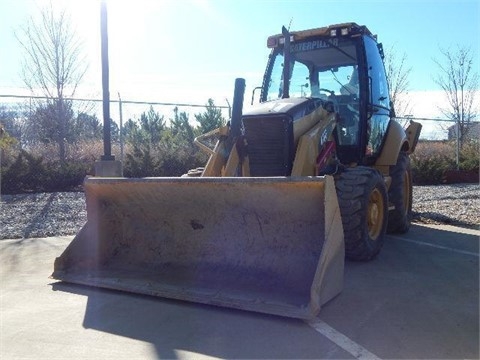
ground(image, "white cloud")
xmin=398 ymin=90 xmax=480 ymax=139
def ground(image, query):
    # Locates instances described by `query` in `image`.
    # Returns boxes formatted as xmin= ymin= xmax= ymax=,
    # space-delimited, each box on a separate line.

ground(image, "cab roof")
xmin=267 ymin=22 xmax=375 ymax=48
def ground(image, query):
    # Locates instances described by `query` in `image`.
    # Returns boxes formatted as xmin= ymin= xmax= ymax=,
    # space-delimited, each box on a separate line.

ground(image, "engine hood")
xmin=242 ymin=97 xmax=336 ymax=152
xmin=243 ymin=97 xmax=315 ymax=119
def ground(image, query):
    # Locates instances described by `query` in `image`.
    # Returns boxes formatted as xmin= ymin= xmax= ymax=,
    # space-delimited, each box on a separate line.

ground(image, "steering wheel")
xmin=319 ymin=88 xmax=335 ymax=96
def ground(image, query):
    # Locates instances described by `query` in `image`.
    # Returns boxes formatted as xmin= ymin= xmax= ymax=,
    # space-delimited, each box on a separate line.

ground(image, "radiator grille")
xmin=243 ymin=115 xmax=293 ymax=176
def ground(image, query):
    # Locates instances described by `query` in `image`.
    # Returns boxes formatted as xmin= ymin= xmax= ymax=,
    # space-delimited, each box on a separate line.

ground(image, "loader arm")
xmin=193 ymin=78 xmax=246 ymax=177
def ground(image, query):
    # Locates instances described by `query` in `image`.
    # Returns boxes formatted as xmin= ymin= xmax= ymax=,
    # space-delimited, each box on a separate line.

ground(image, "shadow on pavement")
xmin=48 ymin=223 xmax=479 ymax=359
xmin=50 ymin=282 xmax=336 ymax=359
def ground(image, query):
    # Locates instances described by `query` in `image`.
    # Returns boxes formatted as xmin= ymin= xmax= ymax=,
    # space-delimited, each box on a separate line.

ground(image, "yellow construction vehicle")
xmin=52 ymin=23 xmax=421 ymax=320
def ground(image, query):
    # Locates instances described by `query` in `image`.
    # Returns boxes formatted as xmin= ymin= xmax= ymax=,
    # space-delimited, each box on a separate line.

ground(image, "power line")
xmin=0 ymin=94 xmax=230 ymax=109
xmin=395 ymin=116 xmax=454 ymax=122
xmin=2 ymin=94 xmax=477 ymax=129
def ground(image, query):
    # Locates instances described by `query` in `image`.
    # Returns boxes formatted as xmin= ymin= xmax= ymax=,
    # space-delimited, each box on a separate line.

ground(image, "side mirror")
xmin=389 ymin=101 xmax=396 ymax=118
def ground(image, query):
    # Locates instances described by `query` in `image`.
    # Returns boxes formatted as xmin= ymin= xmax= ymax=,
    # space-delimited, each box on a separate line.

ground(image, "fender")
xmin=375 ymin=120 xmax=409 ymax=167
xmin=405 ymin=120 xmax=422 ymax=154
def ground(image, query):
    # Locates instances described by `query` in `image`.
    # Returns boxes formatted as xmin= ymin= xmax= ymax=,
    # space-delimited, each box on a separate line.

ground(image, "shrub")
xmin=1 ymin=146 xmax=93 ymax=194
xmin=122 ymin=140 xmax=208 ymax=178
xmin=2 ymin=136 xmax=476 ymax=193
xmin=410 ymin=141 xmax=456 ymax=185
xmin=459 ymin=140 xmax=479 ymax=172
xmin=411 ymin=139 xmax=479 ymax=184
xmin=123 ymin=144 xmax=162 ymax=177
xmin=43 ymin=162 xmax=89 ymax=191
xmin=1 ymin=150 xmax=47 ymax=193
xmin=159 ymin=144 xmax=207 ymax=176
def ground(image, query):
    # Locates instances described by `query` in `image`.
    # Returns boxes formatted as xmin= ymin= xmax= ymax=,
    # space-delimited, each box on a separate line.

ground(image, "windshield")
xmin=264 ymin=37 xmax=359 ymax=101
xmin=263 ymin=37 xmax=361 ymax=146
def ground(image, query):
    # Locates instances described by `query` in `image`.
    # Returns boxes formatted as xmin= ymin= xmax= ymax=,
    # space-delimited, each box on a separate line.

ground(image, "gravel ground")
xmin=1 ymin=184 xmax=479 ymax=240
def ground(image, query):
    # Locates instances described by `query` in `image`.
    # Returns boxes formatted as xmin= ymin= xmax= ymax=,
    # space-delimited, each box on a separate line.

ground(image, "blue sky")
xmin=0 ymin=0 xmax=479 ymax=137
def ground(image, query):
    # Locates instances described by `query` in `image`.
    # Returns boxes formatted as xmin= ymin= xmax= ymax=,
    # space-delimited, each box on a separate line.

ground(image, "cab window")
xmin=364 ymin=36 xmax=390 ymax=109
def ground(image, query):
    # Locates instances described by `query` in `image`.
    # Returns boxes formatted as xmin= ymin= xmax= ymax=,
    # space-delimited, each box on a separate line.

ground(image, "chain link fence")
xmin=0 ymin=93 xmax=231 ymax=159
xmin=1 ymin=94 xmax=478 ymax=194
xmin=0 ymin=94 xmax=231 ymax=193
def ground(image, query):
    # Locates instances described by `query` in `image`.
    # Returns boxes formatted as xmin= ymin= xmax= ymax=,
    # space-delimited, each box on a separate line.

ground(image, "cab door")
xmin=363 ymin=35 xmax=391 ymax=159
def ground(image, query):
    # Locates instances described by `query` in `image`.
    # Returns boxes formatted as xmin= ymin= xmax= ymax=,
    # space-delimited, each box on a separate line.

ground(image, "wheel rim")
xmin=368 ymin=188 xmax=384 ymax=240
xmin=403 ymin=169 xmax=412 ymax=216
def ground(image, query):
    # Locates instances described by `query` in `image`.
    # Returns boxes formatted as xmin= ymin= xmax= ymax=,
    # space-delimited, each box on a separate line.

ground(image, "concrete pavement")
xmin=1 ymin=224 xmax=478 ymax=359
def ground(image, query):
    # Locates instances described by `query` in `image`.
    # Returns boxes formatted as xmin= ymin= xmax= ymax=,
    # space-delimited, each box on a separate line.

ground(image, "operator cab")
xmin=260 ymin=23 xmax=391 ymax=165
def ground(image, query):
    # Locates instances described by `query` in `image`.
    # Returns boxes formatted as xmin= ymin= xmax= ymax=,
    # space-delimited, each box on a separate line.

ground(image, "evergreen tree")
xmin=195 ymin=99 xmax=226 ymax=134
xmin=73 ymin=112 xmax=102 ymax=140
xmin=171 ymin=107 xmax=196 ymax=144
xmin=139 ymin=106 xmax=165 ymax=144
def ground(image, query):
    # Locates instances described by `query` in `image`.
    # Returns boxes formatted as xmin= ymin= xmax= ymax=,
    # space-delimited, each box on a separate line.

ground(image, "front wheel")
xmin=335 ymin=167 xmax=388 ymax=261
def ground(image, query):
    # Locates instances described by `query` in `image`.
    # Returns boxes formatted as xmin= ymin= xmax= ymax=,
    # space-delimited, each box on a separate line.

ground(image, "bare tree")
xmin=16 ymin=3 xmax=88 ymax=162
xmin=433 ymin=46 xmax=479 ymax=147
xmin=384 ymin=44 xmax=412 ymax=120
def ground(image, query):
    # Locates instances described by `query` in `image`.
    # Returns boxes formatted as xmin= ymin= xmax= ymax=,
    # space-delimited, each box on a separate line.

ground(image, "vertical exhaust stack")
xmin=281 ymin=26 xmax=292 ymax=99
xmin=52 ymin=176 xmax=344 ymax=319
xmin=230 ymin=78 xmax=245 ymax=139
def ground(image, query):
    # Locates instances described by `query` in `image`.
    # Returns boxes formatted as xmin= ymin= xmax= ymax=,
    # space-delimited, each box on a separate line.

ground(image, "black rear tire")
xmin=335 ymin=167 xmax=388 ymax=261
xmin=387 ymin=152 xmax=412 ymax=234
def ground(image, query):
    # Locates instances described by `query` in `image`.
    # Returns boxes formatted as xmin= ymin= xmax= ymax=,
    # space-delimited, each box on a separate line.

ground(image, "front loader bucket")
xmin=52 ymin=176 xmax=344 ymax=319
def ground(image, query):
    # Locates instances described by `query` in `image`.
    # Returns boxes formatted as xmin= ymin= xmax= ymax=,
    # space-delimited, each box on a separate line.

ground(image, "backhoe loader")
xmin=52 ymin=22 xmax=421 ymax=320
